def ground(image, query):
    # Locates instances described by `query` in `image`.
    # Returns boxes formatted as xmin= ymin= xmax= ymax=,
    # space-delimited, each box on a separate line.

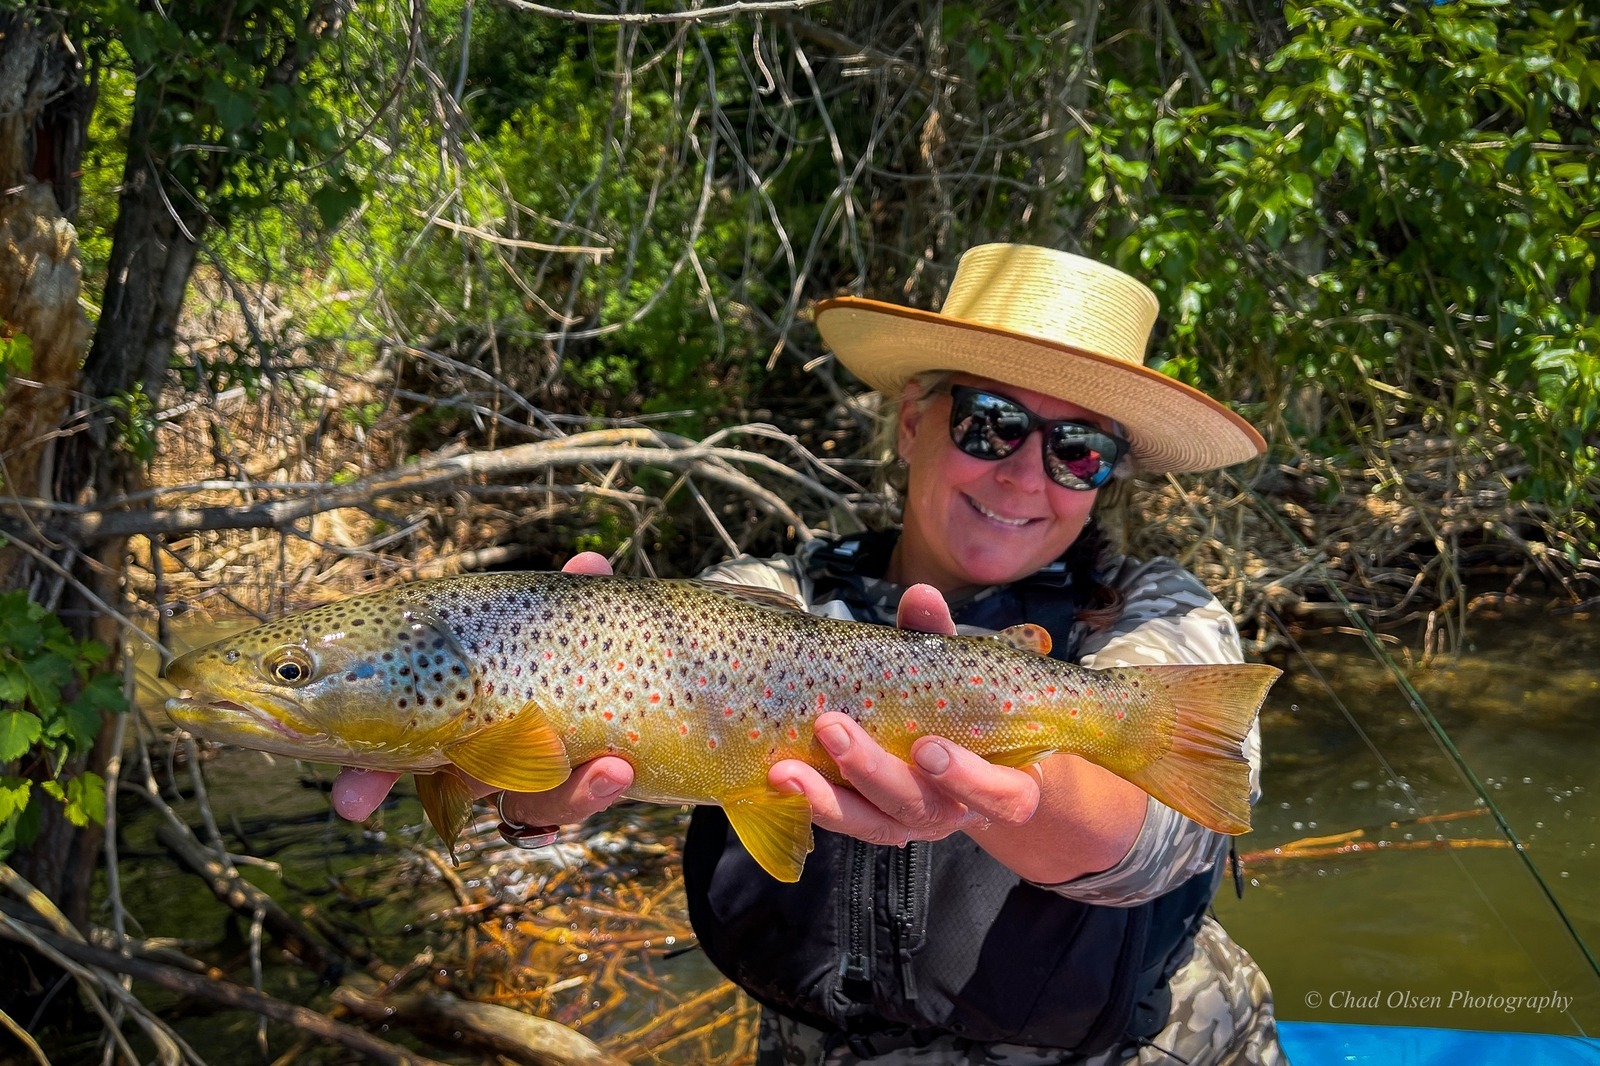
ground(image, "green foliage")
xmin=0 ymin=591 xmax=127 ymax=860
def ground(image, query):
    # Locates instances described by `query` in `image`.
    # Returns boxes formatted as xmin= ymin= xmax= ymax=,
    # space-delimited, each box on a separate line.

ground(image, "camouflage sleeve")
xmin=1037 ymin=555 xmax=1261 ymax=907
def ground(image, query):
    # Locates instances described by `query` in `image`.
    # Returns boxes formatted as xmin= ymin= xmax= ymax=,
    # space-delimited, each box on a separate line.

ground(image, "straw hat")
xmin=813 ymin=243 xmax=1264 ymax=474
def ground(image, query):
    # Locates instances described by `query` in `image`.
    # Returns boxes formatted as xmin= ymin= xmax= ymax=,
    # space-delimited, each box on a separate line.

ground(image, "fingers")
xmin=563 ymin=552 xmax=613 ymax=576
xmin=480 ymin=756 xmax=635 ymax=828
xmin=895 ymin=583 xmax=957 ymax=635
xmin=769 ymin=713 xmax=1041 ymax=846
xmin=331 ymin=768 xmax=402 ymax=820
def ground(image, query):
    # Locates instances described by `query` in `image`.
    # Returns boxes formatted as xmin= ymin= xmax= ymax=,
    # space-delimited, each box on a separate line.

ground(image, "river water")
xmin=119 ymin=596 xmax=1600 ymax=1059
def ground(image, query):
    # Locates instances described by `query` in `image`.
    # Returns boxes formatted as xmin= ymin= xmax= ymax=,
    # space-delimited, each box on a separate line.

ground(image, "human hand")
xmin=766 ymin=584 xmax=1044 ymax=847
xmin=328 ymin=552 xmax=636 ymax=827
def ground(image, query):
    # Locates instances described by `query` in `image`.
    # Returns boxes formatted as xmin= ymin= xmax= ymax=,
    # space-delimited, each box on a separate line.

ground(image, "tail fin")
xmin=1122 ymin=663 xmax=1280 ymax=835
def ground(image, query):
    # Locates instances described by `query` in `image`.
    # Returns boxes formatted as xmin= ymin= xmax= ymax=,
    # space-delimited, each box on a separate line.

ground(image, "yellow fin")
xmin=722 ymin=788 xmax=815 ymax=883
xmin=996 ymin=623 xmax=1053 ymax=656
xmin=444 ymin=702 xmax=572 ymax=793
xmin=692 ymin=579 xmax=807 ymax=613
xmin=986 ymin=746 xmax=1057 ymax=769
xmin=415 ymin=770 xmax=475 ymax=863
xmin=1121 ymin=663 xmax=1280 ymax=835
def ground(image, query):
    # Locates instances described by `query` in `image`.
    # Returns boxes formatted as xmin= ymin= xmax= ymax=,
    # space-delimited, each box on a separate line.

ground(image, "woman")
xmin=334 ymin=244 xmax=1283 ymax=1064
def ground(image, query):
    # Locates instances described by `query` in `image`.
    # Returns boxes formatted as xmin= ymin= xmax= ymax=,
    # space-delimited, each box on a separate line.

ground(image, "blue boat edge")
xmin=1277 ymin=1021 xmax=1600 ymax=1064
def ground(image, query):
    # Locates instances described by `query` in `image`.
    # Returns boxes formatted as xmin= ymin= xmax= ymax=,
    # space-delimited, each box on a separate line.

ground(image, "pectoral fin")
xmin=722 ymin=788 xmax=815 ymax=883
xmin=416 ymin=769 xmax=475 ymax=863
xmin=444 ymin=702 xmax=572 ymax=793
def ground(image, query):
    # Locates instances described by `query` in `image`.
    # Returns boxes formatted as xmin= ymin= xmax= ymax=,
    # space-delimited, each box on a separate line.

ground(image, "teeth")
xmin=970 ymin=497 xmax=1030 ymax=526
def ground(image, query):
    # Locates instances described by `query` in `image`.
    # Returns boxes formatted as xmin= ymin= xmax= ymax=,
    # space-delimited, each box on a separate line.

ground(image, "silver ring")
xmin=495 ymin=792 xmax=561 ymax=850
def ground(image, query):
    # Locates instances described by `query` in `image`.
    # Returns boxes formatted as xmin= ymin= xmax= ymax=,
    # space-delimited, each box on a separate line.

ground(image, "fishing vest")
xmin=682 ymin=532 xmax=1218 ymax=1055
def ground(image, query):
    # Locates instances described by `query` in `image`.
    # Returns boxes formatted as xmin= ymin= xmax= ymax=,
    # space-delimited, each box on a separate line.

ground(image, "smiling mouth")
xmin=966 ymin=495 xmax=1034 ymax=527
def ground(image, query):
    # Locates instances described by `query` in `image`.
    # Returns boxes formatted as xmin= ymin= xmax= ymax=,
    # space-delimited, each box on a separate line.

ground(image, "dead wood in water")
xmin=334 ymin=977 xmax=627 ymax=1066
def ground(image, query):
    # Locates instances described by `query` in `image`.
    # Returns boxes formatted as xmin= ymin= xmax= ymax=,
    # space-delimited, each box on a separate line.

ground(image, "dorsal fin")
xmin=996 ymin=623 xmax=1053 ymax=656
xmin=691 ymin=580 xmax=807 ymax=613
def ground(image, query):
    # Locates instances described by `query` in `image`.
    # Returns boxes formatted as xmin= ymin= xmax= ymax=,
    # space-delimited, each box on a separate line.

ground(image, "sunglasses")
xmin=946 ymin=385 xmax=1127 ymax=491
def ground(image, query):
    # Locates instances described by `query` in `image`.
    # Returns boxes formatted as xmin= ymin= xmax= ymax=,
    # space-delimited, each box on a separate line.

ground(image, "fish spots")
xmin=707 ymin=738 xmax=718 ymax=750
xmin=626 ymin=730 xmax=640 ymax=744
xmin=678 ymin=723 xmax=690 ymax=736
xmin=1114 ymin=709 xmax=1126 ymax=721
xmin=1045 ymin=685 xmax=1058 ymax=696
xmin=970 ymin=725 xmax=984 ymax=738
xmin=1069 ymin=708 xmax=1079 ymax=718
xmin=723 ymin=707 xmax=735 ymax=718
xmin=1025 ymin=721 xmax=1043 ymax=733
xmin=862 ymin=697 xmax=874 ymax=710
xmin=904 ymin=719 xmax=919 ymax=733
xmin=615 ymin=660 xmax=626 ymax=672
xmin=649 ymin=692 xmax=662 ymax=705
xmin=576 ymin=674 xmax=585 ymax=687
xmin=970 ymin=675 xmax=984 ymax=686
xmin=764 ymin=687 xmax=774 ymax=699
xmin=730 ymin=658 xmax=740 ymax=671
xmin=936 ymin=698 xmax=948 ymax=710
xmin=815 ymin=693 xmax=827 ymax=711
xmin=748 ymin=728 xmax=761 ymax=741
xmin=602 ymin=710 xmax=615 ymax=721
xmin=697 ymin=675 xmax=708 ymax=687
xmin=787 ymin=727 xmax=800 ymax=741
xmin=1001 ymin=700 xmax=1014 ymax=713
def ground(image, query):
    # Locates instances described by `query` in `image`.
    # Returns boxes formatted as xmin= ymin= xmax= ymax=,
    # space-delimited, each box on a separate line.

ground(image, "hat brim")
xmin=815 ymin=297 xmax=1265 ymax=475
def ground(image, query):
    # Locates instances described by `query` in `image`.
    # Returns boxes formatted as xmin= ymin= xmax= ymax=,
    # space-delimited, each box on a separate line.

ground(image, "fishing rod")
xmin=1241 ymin=483 xmax=1600 ymax=988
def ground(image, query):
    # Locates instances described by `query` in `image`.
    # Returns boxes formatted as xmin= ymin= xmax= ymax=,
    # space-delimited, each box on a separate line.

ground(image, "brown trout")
xmin=163 ymin=572 xmax=1279 ymax=881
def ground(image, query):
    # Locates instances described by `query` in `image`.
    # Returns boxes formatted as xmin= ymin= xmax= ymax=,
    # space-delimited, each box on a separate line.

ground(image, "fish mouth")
xmin=165 ymin=691 xmax=324 ymax=743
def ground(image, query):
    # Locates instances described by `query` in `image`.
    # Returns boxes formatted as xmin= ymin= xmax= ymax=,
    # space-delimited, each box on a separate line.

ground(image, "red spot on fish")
xmin=748 ymin=729 xmax=761 ymax=741
xmin=627 ymin=730 xmax=640 ymax=743
xmin=816 ymin=694 xmax=827 ymax=710
xmin=707 ymin=739 xmax=718 ymax=750
xmin=970 ymin=726 xmax=983 ymax=737
xmin=1045 ymin=685 xmax=1058 ymax=695
xmin=698 ymin=675 xmax=708 ymax=686
xmin=649 ymin=692 xmax=662 ymax=704
xmin=1026 ymin=722 xmax=1042 ymax=732
xmin=863 ymin=697 xmax=874 ymax=710
xmin=904 ymin=719 xmax=919 ymax=732
xmin=787 ymin=727 xmax=799 ymax=741
xmin=568 ymin=726 xmax=579 ymax=736
xmin=616 ymin=661 xmax=626 ymax=671
xmin=731 ymin=658 xmax=741 ymax=670
xmin=900 ymin=689 xmax=911 ymax=700
xmin=665 ymin=649 xmax=674 ymax=658
xmin=723 ymin=707 xmax=735 ymax=718
xmin=543 ymin=650 xmax=554 ymax=661
xmin=1114 ymin=709 xmax=1126 ymax=721
xmin=909 ymin=666 xmax=919 ymax=676
xmin=576 ymin=674 xmax=585 ymax=686
xmin=883 ymin=669 xmax=893 ymax=680
xmin=679 ymin=723 xmax=690 ymax=736
xmin=1002 ymin=700 xmax=1014 ymax=713
xmin=936 ymin=698 xmax=948 ymax=710
xmin=764 ymin=687 xmax=774 ymax=699
xmin=602 ymin=711 xmax=615 ymax=721
xmin=1069 ymin=708 xmax=1079 ymax=717
xmin=970 ymin=676 xmax=984 ymax=686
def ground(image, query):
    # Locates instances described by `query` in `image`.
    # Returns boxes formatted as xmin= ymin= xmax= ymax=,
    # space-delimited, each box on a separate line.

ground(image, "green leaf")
xmin=1335 ymin=124 xmax=1367 ymax=169
xmin=1261 ymin=87 xmax=1298 ymax=123
xmin=0 ymin=776 xmax=30 ymax=824
xmin=64 ymin=773 xmax=106 ymax=828
xmin=0 ymin=710 xmax=42 ymax=762
xmin=311 ymin=175 xmax=363 ymax=231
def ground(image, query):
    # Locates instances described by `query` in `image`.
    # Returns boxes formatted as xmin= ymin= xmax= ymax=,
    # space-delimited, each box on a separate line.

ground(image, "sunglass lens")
xmin=1046 ymin=426 xmax=1117 ymax=489
xmin=951 ymin=391 xmax=1030 ymax=458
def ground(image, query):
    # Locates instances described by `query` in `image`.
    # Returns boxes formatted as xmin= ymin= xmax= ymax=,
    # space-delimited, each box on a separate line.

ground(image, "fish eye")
xmin=266 ymin=647 xmax=315 ymax=687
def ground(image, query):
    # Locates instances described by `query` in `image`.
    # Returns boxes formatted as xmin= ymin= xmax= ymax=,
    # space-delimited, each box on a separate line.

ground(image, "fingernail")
xmin=592 ymin=774 xmax=627 ymax=799
xmin=816 ymin=722 xmax=850 ymax=757
xmin=914 ymin=741 xmax=951 ymax=775
xmin=773 ymin=777 xmax=805 ymax=795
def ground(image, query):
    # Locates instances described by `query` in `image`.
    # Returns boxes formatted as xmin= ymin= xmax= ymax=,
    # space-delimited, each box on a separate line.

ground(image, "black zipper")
xmin=892 ymin=840 xmax=926 ymax=1002
xmin=839 ymin=838 xmax=874 ymax=992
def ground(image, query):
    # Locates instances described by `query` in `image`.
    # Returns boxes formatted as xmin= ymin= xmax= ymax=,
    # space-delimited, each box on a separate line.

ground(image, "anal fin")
xmin=987 ymin=746 xmax=1057 ymax=769
xmin=722 ymin=788 xmax=815 ymax=883
xmin=444 ymin=701 xmax=572 ymax=793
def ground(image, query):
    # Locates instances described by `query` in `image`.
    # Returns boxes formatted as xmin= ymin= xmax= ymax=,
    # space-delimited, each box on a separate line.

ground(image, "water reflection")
xmin=1219 ymin=601 xmax=1600 ymax=1037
